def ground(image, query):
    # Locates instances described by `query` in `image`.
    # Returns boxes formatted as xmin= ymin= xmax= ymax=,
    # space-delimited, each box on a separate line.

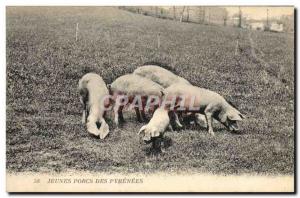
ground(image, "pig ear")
xmin=138 ymin=125 xmax=147 ymax=135
xmin=99 ymin=121 xmax=109 ymax=140
xmin=228 ymin=112 xmax=243 ymax=121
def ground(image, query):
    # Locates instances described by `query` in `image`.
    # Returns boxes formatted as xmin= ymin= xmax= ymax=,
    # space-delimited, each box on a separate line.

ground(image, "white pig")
xmin=78 ymin=73 xmax=110 ymax=139
xmin=164 ymin=84 xmax=245 ymax=136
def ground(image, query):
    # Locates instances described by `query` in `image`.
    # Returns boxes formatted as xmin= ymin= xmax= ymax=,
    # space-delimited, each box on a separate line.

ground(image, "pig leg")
xmin=168 ymin=111 xmax=183 ymax=128
xmin=113 ymin=104 xmax=121 ymax=126
xmin=82 ymin=105 xmax=87 ymax=124
xmin=140 ymin=97 xmax=148 ymax=122
xmin=84 ymin=106 xmax=89 ymax=124
xmin=149 ymin=104 xmax=159 ymax=118
xmin=204 ymin=105 xmax=215 ymax=136
xmin=118 ymin=105 xmax=125 ymax=123
xmin=177 ymin=110 xmax=184 ymax=122
xmin=80 ymin=96 xmax=87 ymax=124
xmin=147 ymin=104 xmax=156 ymax=117
xmin=173 ymin=112 xmax=183 ymax=128
xmin=79 ymin=88 xmax=89 ymax=125
xmin=167 ymin=124 xmax=174 ymax=132
xmin=98 ymin=112 xmax=110 ymax=140
xmin=160 ymin=138 xmax=166 ymax=153
xmin=135 ymin=107 xmax=143 ymax=122
xmin=140 ymin=109 xmax=148 ymax=122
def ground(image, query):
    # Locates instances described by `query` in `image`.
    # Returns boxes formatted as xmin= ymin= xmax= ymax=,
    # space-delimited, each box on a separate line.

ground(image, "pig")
xmin=138 ymin=107 xmax=172 ymax=143
xmin=78 ymin=73 xmax=110 ymax=139
xmin=109 ymin=74 xmax=164 ymax=126
xmin=138 ymin=107 xmax=173 ymax=152
xmin=134 ymin=64 xmax=205 ymax=128
xmin=164 ymin=83 xmax=245 ymax=136
xmin=133 ymin=65 xmax=190 ymax=88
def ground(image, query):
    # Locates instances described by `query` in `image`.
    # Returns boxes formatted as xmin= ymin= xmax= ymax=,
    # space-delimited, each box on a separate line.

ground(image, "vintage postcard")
xmin=6 ymin=6 xmax=295 ymax=192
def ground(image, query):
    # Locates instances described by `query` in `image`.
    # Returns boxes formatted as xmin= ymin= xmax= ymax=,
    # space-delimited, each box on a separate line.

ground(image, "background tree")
xmin=180 ymin=6 xmax=186 ymax=22
xmin=173 ymin=6 xmax=176 ymax=20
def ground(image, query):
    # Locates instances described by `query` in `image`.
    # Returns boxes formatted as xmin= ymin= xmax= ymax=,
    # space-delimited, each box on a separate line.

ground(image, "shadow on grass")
xmin=142 ymin=136 xmax=173 ymax=156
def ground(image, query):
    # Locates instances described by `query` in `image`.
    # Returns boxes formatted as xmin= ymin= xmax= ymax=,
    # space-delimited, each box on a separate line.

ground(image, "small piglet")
xmin=138 ymin=108 xmax=172 ymax=144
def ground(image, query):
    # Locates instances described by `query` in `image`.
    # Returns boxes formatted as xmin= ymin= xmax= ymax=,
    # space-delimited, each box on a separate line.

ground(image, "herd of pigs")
xmin=78 ymin=64 xmax=245 ymax=150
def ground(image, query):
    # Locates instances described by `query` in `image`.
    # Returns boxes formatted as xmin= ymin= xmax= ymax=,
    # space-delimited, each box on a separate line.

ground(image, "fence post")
xmin=157 ymin=33 xmax=161 ymax=49
xmin=106 ymin=32 xmax=111 ymax=65
xmin=180 ymin=6 xmax=186 ymax=22
xmin=75 ymin=23 xmax=79 ymax=41
xmin=186 ymin=6 xmax=190 ymax=22
xmin=235 ymin=40 xmax=239 ymax=56
xmin=173 ymin=6 xmax=176 ymax=20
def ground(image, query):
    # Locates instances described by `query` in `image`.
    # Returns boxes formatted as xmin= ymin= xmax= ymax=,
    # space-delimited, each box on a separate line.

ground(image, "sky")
xmin=225 ymin=6 xmax=294 ymax=20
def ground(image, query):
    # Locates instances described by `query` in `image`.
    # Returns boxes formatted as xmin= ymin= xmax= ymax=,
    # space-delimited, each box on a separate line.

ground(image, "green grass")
xmin=6 ymin=7 xmax=294 ymax=175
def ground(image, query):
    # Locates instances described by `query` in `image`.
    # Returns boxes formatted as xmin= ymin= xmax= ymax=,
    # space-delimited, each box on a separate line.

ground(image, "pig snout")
xmin=229 ymin=121 xmax=240 ymax=132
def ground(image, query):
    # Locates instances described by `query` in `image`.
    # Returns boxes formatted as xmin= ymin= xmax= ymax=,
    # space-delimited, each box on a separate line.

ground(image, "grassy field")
xmin=6 ymin=7 xmax=294 ymax=175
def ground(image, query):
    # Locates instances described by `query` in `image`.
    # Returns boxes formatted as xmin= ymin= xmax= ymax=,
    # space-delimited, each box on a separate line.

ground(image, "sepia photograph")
xmin=6 ymin=5 xmax=295 ymax=192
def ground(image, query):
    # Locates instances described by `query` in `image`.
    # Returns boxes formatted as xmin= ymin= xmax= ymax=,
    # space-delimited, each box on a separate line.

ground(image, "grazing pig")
xmin=109 ymin=74 xmax=164 ymax=126
xmin=133 ymin=65 xmax=190 ymax=88
xmin=134 ymin=64 xmax=205 ymax=128
xmin=138 ymin=108 xmax=172 ymax=143
xmin=138 ymin=108 xmax=172 ymax=152
xmin=78 ymin=73 xmax=110 ymax=139
xmin=164 ymin=84 xmax=245 ymax=136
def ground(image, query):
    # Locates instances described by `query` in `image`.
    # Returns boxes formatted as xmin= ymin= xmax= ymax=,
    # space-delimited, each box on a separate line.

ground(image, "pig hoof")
xmin=208 ymin=130 xmax=215 ymax=136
